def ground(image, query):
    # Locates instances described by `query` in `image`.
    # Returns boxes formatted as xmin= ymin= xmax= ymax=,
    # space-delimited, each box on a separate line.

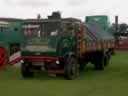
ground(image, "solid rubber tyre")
xmin=64 ymin=56 xmax=79 ymax=80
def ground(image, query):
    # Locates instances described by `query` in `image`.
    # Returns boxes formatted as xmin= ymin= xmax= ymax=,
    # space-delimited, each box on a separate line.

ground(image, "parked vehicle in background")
xmin=0 ymin=18 xmax=23 ymax=71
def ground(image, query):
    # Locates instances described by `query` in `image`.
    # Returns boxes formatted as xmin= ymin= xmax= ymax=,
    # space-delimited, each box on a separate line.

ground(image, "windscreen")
xmin=22 ymin=20 xmax=62 ymax=52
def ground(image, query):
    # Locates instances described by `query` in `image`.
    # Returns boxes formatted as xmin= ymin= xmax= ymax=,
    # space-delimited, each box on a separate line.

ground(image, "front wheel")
xmin=64 ymin=56 xmax=79 ymax=80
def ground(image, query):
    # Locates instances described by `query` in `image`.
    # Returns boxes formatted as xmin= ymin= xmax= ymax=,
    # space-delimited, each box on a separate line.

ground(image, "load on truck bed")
xmin=20 ymin=12 xmax=115 ymax=80
xmin=84 ymin=23 xmax=115 ymax=51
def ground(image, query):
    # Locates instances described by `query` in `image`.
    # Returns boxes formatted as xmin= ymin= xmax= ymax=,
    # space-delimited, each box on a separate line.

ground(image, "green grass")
xmin=0 ymin=51 xmax=128 ymax=96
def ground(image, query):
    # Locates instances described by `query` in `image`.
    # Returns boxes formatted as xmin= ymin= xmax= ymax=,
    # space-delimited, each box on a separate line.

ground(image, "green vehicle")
xmin=85 ymin=15 xmax=110 ymax=31
xmin=0 ymin=18 xmax=23 ymax=71
xmin=20 ymin=12 xmax=115 ymax=80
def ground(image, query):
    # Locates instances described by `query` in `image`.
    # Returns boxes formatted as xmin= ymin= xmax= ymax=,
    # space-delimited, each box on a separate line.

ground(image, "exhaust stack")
xmin=115 ymin=16 xmax=119 ymax=33
xmin=115 ymin=16 xmax=119 ymax=45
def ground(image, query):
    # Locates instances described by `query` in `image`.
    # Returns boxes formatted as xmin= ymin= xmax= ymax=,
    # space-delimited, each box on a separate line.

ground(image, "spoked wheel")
xmin=64 ymin=56 xmax=79 ymax=80
xmin=0 ymin=48 xmax=7 ymax=71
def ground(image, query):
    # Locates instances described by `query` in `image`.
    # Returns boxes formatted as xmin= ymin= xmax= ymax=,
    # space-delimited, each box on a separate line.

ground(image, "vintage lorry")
xmin=20 ymin=12 xmax=115 ymax=80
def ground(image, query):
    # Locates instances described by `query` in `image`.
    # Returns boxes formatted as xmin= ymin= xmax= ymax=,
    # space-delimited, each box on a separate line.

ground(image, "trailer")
xmin=19 ymin=12 xmax=115 ymax=80
xmin=0 ymin=18 xmax=23 ymax=71
xmin=115 ymin=36 xmax=128 ymax=49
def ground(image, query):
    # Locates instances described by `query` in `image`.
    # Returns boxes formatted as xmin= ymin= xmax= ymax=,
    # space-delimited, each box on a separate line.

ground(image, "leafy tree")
xmin=119 ymin=23 xmax=128 ymax=33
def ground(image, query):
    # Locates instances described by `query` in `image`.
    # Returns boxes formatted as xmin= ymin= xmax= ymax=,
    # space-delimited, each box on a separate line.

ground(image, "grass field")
xmin=0 ymin=51 xmax=128 ymax=96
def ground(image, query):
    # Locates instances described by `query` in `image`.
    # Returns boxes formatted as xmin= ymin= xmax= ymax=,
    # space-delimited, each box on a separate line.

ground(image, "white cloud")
xmin=67 ymin=0 xmax=89 ymax=6
xmin=0 ymin=0 xmax=128 ymax=23
xmin=4 ymin=0 xmax=51 ymax=7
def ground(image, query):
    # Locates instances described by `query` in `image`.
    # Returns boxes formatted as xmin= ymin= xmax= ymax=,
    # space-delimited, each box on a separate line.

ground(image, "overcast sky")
xmin=0 ymin=0 xmax=127 ymax=23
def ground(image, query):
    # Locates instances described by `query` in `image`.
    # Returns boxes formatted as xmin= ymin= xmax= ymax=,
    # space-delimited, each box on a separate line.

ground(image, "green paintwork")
xmin=22 ymin=35 xmax=76 ymax=57
xmin=56 ymin=36 xmax=76 ymax=57
xmin=0 ymin=19 xmax=23 ymax=60
xmin=85 ymin=15 xmax=111 ymax=32
xmin=22 ymin=19 xmax=77 ymax=58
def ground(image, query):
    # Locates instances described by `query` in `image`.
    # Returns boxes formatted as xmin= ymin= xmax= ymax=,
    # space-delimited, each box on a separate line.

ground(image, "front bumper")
xmin=22 ymin=56 xmax=59 ymax=63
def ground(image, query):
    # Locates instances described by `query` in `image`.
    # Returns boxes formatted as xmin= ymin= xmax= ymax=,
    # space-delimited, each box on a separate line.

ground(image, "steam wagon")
xmin=19 ymin=12 xmax=115 ymax=80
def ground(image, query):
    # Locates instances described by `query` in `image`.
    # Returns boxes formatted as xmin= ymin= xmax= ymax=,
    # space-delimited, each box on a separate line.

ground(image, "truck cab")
xmin=21 ymin=14 xmax=83 ymax=80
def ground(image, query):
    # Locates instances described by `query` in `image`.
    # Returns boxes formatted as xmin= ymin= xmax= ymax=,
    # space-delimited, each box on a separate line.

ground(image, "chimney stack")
xmin=37 ymin=14 xmax=41 ymax=19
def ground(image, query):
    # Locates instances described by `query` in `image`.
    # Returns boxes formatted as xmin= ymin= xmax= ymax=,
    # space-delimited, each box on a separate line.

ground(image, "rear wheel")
xmin=104 ymin=52 xmax=111 ymax=66
xmin=64 ymin=56 xmax=79 ymax=80
xmin=21 ymin=61 xmax=34 ymax=78
xmin=0 ymin=48 xmax=7 ymax=71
